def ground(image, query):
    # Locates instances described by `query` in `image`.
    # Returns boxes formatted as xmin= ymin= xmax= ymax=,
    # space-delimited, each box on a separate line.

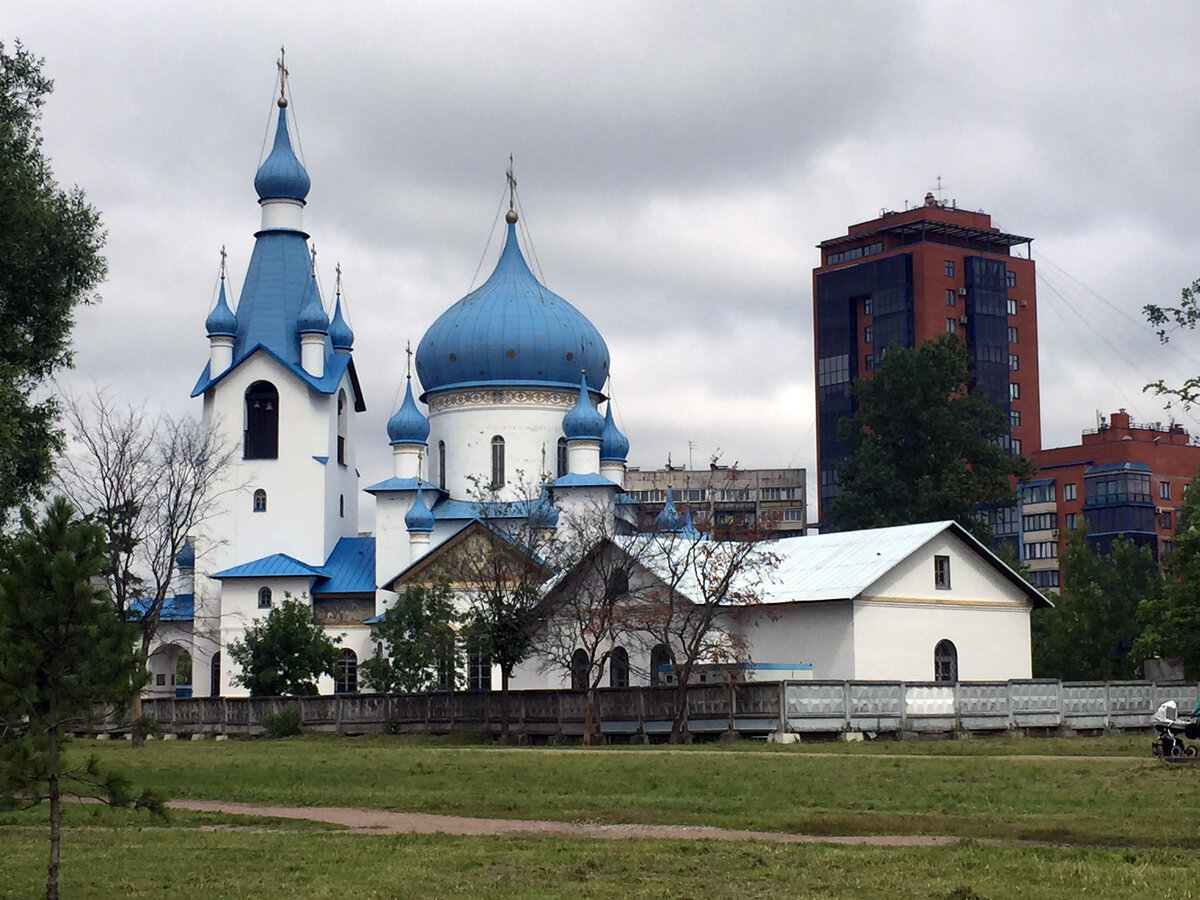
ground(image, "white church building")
xmin=151 ymin=78 xmax=1046 ymax=699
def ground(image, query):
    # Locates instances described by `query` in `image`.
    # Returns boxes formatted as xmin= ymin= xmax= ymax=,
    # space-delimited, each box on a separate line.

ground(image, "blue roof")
xmin=297 ymin=276 xmax=329 ymax=334
xmin=553 ymin=472 xmax=620 ymax=489
xmin=1086 ymin=461 xmax=1152 ymax=474
xmin=254 ymin=105 xmax=311 ymax=202
xmin=175 ymin=538 xmax=195 ymax=570
xmin=214 ymin=553 xmax=322 ymax=579
xmin=128 ymin=593 xmax=194 ymax=622
xmin=429 ymin=497 xmax=539 ymax=521
xmin=655 ymin=487 xmax=683 ymax=532
xmin=562 ymin=374 xmax=605 ymax=440
xmin=414 ymin=221 xmax=609 ymax=397
xmin=365 ymin=476 xmax=442 ymax=494
xmin=387 ymin=379 xmax=430 ymax=444
xmin=205 ymin=279 xmax=238 ymax=337
xmin=329 ymin=293 xmax=354 ymax=350
xmin=313 ymin=537 xmax=376 ymax=594
xmin=599 ymin=404 xmax=629 ymax=461
xmin=191 ymin=342 xmax=366 ymax=412
xmin=404 ymin=486 xmax=436 ymax=533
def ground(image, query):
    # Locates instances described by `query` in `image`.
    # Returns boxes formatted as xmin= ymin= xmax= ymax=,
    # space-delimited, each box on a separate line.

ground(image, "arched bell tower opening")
xmin=244 ymin=381 xmax=279 ymax=459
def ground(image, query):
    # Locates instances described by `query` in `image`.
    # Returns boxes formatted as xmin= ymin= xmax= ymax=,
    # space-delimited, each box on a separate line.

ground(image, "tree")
xmin=0 ymin=42 xmax=106 ymax=521
xmin=829 ymin=334 xmax=1034 ymax=539
xmin=1032 ymin=529 xmax=1161 ymax=680
xmin=1134 ymin=474 xmax=1200 ymax=676
xmin=0 ymin=498 xmax=160 ymax=900
xmin=227 ymin=595 xmax=341 ymax=696
xmin=625 ymin=526 xmax=777 ymax=743
xmin=360 ymin=582 xmax=460 ymax=693
xmin=1145 ymin=278 xmax=1200 ymax=408
xmin=55 ymin=391 xmax=235 ymax=743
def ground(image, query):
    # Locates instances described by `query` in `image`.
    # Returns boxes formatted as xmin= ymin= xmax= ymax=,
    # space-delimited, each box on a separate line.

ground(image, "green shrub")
xmin=261 ymin=706 xmax=302 ymax=738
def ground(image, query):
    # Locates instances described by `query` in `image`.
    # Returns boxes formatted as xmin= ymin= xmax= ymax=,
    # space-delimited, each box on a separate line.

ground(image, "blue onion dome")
xmin=329 ymin=292 xmax=354 ymax=350
xmin=297 ymin=278 xmax=329 ymax=334
xmin=414 ymin=221 xmax=609 ymax=395
xmin=528 ymin=491 xmax=558 ymax=529
xmin=405 ymin=485 xmax=435 ymax=533
xmin=680 ymin=507 xmax=701 ymax=539
xmin=599 ymin=403 xmax=629 ymax=461
xmin=254 ymin=104 xmax=311 ymax=202
xmin=655 ymin=487 xmax=682 ymax=532
xmin=175 ymin=538 xmax=195 ymax=571
xmin=205 ymin=279 xmax=238 ymax=337
xmin=387 ymin=380 xmax=430 ymax=445
xmin=562 ymin=373 xmax=604 ymax=440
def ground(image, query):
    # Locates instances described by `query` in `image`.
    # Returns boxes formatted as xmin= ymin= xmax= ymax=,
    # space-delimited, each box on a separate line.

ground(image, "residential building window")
xmin=610 ymin=646 xmax=630 ymax=688
xmin=1006 ymin=270 xmax=1016 ymax=288
xmin=1030 ymin=570 xmax=1059 ymax=589
xmin=864 ymin=354 xmax=874 ymax=371
xmin=783 ymin=508 xmax=805 ymax=522
xmin=334 ymin=649 xmax=357 ymax=694
xmin=863 ymin=296 xmax=873 ymax=316
xmin=490 ymin=435 xmax=505 ymax=487
xmin=557 ymin=437 xmax=568 ymax=478
xmin=761 ymin=487 xmax=800 ymax=501
xmin=1022 ymin=512 xmax=1057 ymax=532
xmin=1064 ymin=482 xmax=1076 ymax=501
xmin=945 ymin=289 xmax=955 ymax=306
xmin=934 ymin=640 xmax=958 ymax=682
xmin=1007 ymin=298 xmax=1017 ymax=316
xmin=864 ymin=325 xmax=873 ymax=344
xmin=1163 ymin=540 xmax=1173 ymax=555
xmin=1009 ymin=354 xmax=1019 ymax=371
xmin=244 ymin=381 xmax=279 ymax=459
xmin=1010 ymin=409 xmax=1021 ymax=428
xmin=1160 ymin=511 xmax=1173 ymax=530
xmin=946 ymin=318 xmax=957 ymax=334
xmin=1012 ymin=438 xmax=1022 ymax=455
xmin=934 ymin=555 xmax=951 ymax=589
xmin=258 ymin=587 xmax=272 ymax=609
xmin=1010 ymin=383 xmax=1020 ymax=400
xmin=1020 ymin=483 xmax=1055 ymax=504
xmin=1008 ymin=326 xmax=1018 ymax=343
xmin=1160 ymin=481 xmax=1171 ymax=500
xmin=944 ymin=260 xmax=955 ymax=277
xmin=253 ymin=488 xmax=267 ymax=512
xmin=817 ymin=354 xmax=851 ymax=387
xmin=1065 ymin=513 xmax=1077 ymax=530
xmin=1024 ymin=541 xmax=1058 ymax=560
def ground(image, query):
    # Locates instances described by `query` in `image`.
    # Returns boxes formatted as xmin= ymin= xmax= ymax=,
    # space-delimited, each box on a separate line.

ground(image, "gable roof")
xmin=191 ymin=343 xmax=366 ymax=412
xmin=313 ymin=536 xmax=375 ymax=594
xmin=214 ymin=553 xmax=322 ymax=579
xmin=382 ymin=518 xmax=553 ymax=591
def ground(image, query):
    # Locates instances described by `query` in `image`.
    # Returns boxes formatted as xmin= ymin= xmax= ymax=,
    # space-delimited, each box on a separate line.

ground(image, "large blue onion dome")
xmin=254 ymin=104 xmax=311 ymax=202
xmin=296 ymin=276 xmax=329 ymax=334
xmin=562 ymin=373 xmax=604 ymax=440
xmin=205 ymin=279 xmax=238 ymax=337
xmin=387 ymin=380 xmax=430 ymax=445
xmin=329 ymin=291 xmax=354 ymax=350
xmin=414 ymin=221 xmax=609 ymax=396
xmin=404 ymin=484 xmax=435 ymax=533
xmin=599 ymin=403 xmax=629 ymax=461
xmin=655 ymin=487 xmax=682 ymax=532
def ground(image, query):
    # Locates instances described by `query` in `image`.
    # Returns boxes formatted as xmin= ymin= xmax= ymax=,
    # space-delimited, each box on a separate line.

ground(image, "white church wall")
xmin=868 ymin=531 xmax=1029 ymax=606
xmin=730 ymin=601 xmax=857 ymax=679
xmin=217 ymin=575 xmax=315 ymax=696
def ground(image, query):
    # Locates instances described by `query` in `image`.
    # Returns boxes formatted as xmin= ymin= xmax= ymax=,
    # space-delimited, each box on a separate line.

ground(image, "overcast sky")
xmin=9 ymin=1 xmax=1200 ymax=523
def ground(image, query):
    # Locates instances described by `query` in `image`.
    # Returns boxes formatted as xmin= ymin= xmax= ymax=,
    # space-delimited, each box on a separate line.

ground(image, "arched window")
xmin=337 ymin=390 xmax=348 ymax=465
xmin=244 ymin=381 xmax=279 ymax=459
xmin=610 ymin=646 xmax=630 ymax=688
xmin=334 ymin=648 xmax=358 ymax=694
xmin=339 ymin=493 xmax=345 ymax=518
xmin=253 ymin=489 xmax=267 ymax=512
xmin=557 ymin=437 xmax=568 ymax=477
xmin=491 ymin=435 xmax=505 ymax=487
xmin=934 ymin=640 xmax=958 ymax=683
xmin=438 ymin=440 xmax=447 ymax=491
xmin=649 ymin=644 xmax=670 ymax=686
xmin=209 ymin=652 xmax=221 ymax=698
xmin=571 ymin=648 xmax=589 ymax=691
xmin=258 ymin=586 xmax=272 ymax=609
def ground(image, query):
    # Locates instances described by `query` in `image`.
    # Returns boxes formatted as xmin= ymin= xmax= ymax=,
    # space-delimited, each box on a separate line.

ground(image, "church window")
xmin=649 ymin=644 xmax=670 ymax=686
xmin=934 ymin=640 xmax=958 ymax=683
xmin=244 ymin=381 xmax=279 ymax=459
xmin=337 ymin=390 xmax=348 ymax=466
xmin=557 ymin=438 xmax=568 ymax=478
xmin=334 ymin=649 xmax=358 ymax=694
xmin=253 ymin=489 xmax=267 ymax=512
xmin=934 ymin=555 xmax=951 ymax=589
xmin=491 ymin=435 xmax=505 ymax=487
xmin=610 ymin=646 xmax=630 ymax=688
xmin=339 ymin=493 xmax=345 ymax=518
xmin=438 ymin=441 xmax=447 ymax=491
xmin=258 ymin=586 xmax=272 ymax=609
xmin=570 ymin=649 xmax=589 ymax=691
xmin=467 ymin=636 xmax=491 ymax=691
xmin=210 ymin=652 xmax=221 ymax=697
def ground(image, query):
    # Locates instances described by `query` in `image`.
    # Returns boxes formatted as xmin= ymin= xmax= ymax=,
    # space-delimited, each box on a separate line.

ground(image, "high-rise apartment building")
xmin=813 ymin=194 xmax=1039 ymax=525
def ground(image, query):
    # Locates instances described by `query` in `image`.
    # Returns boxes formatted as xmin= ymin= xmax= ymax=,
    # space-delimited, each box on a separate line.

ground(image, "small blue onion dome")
xmin=205 ymin=280 xmax=238 ymax=337
xmin=562 ymin=373 xmax=604 ymax=440
xmin=254 ymin=105 xmax=311 ymax=202
xmin=387 ymin=380 xmax=430 ymax=444
xmin=405 ymin=484 xmax=435 ymax=533
xmin=175 ymin=538 xmax=195 ymax=571
xmin=655 ymin=487 xmax=682 ymax=532
xmin=528 ymin=491 xmax=558 ymax=529
xmin=599 ymin=403 xmax=629 ymax=461
xmin=414 ymin=221 xmax=609 ymax=395
xmin=329 ymin=293 xmax=354 ymax=350
xmin=297 ymin=278 xmax=329 ymax=334
xmin=680 ymin=507 xmax=701 ymax=539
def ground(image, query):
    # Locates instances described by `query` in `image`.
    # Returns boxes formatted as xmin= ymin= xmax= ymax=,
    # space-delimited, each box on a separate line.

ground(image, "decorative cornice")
xmin=427 ymin=387 xmax=577 ymax=411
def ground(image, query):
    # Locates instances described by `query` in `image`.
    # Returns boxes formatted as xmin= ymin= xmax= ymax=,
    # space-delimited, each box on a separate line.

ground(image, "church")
xmin=148 ymin=74 xmax=1046 ymax=699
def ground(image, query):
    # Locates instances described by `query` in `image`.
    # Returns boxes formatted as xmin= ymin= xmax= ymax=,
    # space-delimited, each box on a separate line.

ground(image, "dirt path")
xmin=169 ymin=799 xmax=972 ymax=846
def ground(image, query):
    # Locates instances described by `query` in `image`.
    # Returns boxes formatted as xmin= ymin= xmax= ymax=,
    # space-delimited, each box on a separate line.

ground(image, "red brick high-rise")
xmin=813 ymin=194 xmax=1039 ymax=525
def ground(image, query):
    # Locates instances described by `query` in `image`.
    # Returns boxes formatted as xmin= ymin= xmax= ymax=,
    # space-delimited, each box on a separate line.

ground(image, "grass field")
xmin=3 ymin=734 xmax=1200 ymax=898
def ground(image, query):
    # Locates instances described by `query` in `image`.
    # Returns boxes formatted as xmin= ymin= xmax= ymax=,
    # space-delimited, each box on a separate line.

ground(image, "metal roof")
xmin=128 ymin=593 xmax=194 ymax=622
xmin=313 ymin=537 xmax=376 ymax=594
xmin=819 ymin=216 xmax=1032 ymax=251
xmin=1085 ymin=461 xmax=1151 ymax=474
xmin=214 ymin=553 xmax=322 ymax=579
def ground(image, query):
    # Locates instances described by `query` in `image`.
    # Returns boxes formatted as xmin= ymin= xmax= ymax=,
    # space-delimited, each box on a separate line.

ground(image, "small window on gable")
xmin=253 ymin=489 xmax=267 ymax=512
xmin=258 ymin=586 xmax=272 ymax=609
xmin=934 ymin=555 xmax=951 ymax=590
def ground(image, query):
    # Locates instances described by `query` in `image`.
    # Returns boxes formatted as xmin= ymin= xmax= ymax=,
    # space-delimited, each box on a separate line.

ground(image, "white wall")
xmin=730 ymin=601 xmax=857 ymax=679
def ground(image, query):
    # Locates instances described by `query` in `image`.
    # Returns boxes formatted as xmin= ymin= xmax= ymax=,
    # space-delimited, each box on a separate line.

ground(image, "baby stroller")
xmin=1151 ymin=700 xmax=1199 ymax=758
